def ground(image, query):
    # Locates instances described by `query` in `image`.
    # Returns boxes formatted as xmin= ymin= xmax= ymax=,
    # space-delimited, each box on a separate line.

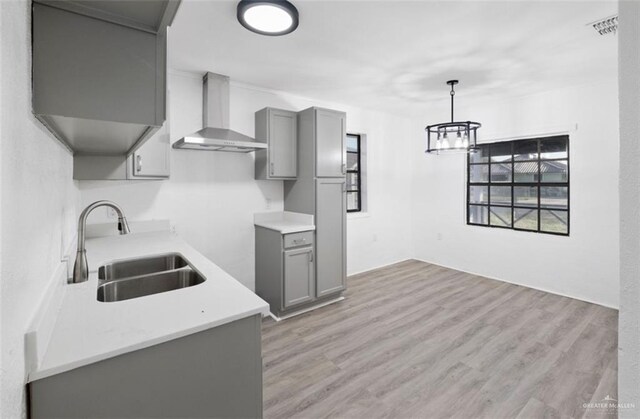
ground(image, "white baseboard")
xmin=413 ymin=257 xmax=618 ymax=310
xmin=347 ymin=258 xmax=413 ymax=277
xmin=269 ymin=297 xmax=345 ymax=321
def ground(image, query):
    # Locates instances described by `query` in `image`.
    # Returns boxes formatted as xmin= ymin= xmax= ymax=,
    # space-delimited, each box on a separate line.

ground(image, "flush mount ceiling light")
xmin=237 ymin=0 xmax=299 ymax=36
xmin=425 ymin=80 xmax=481 ymax=154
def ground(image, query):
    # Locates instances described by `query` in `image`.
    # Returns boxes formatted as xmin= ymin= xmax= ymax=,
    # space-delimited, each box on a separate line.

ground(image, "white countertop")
xmin=254 ymin=211 xmax=315 ymax=234
xmin=28 ymin=231 xmax=269 ymax=382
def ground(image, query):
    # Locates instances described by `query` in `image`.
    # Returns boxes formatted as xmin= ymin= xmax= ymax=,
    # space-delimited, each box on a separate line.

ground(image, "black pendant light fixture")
xmin=237 ymin=0 xmax=299 ymax=36
xmin=425 ymin=80 xmax=481 ymax=154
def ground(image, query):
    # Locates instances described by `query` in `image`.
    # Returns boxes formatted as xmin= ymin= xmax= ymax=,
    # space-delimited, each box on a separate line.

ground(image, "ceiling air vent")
xmin=588 ymin=15 xmax=618 ymax=36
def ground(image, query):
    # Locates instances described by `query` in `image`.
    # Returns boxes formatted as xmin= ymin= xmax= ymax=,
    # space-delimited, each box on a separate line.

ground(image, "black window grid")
xmin=466 ymin=135 xmax=570 ymax=236
xmin=346 ymin=134 xmax=361 ymax=212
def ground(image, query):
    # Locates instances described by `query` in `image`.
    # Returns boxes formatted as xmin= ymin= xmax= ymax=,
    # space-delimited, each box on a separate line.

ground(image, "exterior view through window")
xmin=467 ymin=135 xmax=569 ymax=235
xmin=346 ymin=134 xmax=361 ymax=212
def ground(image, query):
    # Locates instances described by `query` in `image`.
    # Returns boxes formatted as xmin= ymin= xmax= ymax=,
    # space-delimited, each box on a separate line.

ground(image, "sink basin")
xmin=99 ymin=253 xmax=189 ymax=281
xmin=97 ymin=253 xmax=206 ymax=302
xmin=97 ymin=268 xmax=206 ymax=302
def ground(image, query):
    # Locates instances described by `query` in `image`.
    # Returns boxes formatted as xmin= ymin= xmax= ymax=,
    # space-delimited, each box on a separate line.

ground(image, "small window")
xmin=467 ymin=135 xmax=570 ymax=235
xmin=346 ymin=134 xmax=362 ymax=212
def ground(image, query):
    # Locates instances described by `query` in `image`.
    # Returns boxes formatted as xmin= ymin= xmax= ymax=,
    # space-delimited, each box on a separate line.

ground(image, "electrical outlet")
xmin=266 ymin=198 xmax=272 ymax=210
xmin=106 ymin=207 xmax=117 ymax=219
xmin=437 ymin=233 xmax=443 ymax=241
xmin=372 ymin=234 xmax=378 ymax=242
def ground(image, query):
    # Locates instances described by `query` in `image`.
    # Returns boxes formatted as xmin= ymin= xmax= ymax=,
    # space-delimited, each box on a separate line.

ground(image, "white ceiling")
xmin=168 ymin=0 xmax=618 ymax=117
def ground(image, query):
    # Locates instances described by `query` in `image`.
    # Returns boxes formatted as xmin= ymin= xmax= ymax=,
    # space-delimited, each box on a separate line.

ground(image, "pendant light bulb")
xmin=462 ymin=131 xmax=469 ymax=148
xmin=442 ymin=133 xmax=450 ymax=149
xmin=454 ymin=131 xmax=463 ymax=148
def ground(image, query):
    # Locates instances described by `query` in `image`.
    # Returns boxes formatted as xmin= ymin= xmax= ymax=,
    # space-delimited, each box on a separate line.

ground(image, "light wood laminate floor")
xmin=261 ymin=260 xmax=618 ymax=419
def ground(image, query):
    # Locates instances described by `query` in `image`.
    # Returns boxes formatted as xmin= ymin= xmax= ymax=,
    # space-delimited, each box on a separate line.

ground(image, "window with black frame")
xmin=467 ymin=135 xmax=569 ymax=235
xmin=346 ymin=134 xmax=361 ymax=212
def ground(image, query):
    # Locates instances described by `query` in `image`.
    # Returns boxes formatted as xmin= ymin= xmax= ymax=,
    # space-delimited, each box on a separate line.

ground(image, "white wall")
xmin=0 ymin=1 xmax=79 ymax=417
xmin=618 ymin=0 xmax=640 ymax=415
xmin=412 ymin=80 xmax=620 ymax=308
xmin=79 ymin=71 xmax=415 ymax=290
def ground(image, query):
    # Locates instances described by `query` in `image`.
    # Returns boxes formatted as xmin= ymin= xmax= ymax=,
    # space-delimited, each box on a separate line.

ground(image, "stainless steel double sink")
xmin=97 ymin=253 xmax=206 ymax=302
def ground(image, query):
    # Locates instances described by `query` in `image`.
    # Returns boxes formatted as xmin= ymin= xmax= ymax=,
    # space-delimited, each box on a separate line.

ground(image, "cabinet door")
xmin=130 ymin=131 xmax=169 ymax=178
xmin=316 ymin=178 xmax=346 ymax=297
xmin=284 ymin=247 xmax=314 ymax=308
xmin=315 ymin=109 xmax=345 ymax=177
xmin=129 ymin=93 xmax=170 ymax=178
xmin=32 ymin=3 xmax=160 ymax=126
xmin=269 ymin=109 xmax=297 ymax=178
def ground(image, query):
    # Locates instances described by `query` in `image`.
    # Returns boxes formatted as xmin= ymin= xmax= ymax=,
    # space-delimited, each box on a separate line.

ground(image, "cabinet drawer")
xmin=283 ymin=231 xmax=314 ymax=249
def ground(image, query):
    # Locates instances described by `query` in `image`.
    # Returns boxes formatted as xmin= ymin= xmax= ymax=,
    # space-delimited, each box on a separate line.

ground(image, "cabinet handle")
xmin=136 ymin=155 xmax=143 ymax=172
xmin=270 ymin=162 xmax=274 ymax=175
xmin=342 ymin=163 xmax=346 ymax=175
xmin=309 ymin=250 xmax=314 ymax=262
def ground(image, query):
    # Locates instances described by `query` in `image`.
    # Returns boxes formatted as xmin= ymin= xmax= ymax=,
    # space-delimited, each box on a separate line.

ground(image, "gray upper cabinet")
xmin=32 ymin=0 xmax=180 ymax=155
xmin=315 ymin=178 xmax=347 ymax=297
xmin=73 ymin=94 xmax=171 ymax=180
xmin=315 ymin=108 xmax=346 ymax=178
xmin=255 ymin=108 xmax=297 ymax=180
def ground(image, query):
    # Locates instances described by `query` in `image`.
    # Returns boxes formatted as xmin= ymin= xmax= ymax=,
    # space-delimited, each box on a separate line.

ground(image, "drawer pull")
xmin=284 ymin=232 xmax=313 ymax=248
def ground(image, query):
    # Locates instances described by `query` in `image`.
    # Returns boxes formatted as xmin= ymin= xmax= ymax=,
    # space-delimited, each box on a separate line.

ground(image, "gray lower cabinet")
xmin=29 ymin=315 xmax=263 ymax=419
xmin=255 ymin=108 xmax=297 ymax=180
xmin=284 ymin=246 xmax=314 ymax=307
xmin=256 ymin=228 xmax=320 ymax=317
xmin=316 ymin=178 xmax=347 ymax=297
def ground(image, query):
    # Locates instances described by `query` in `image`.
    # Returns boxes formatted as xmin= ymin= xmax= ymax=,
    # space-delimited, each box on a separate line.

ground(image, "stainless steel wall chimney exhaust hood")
xmin=172 ymin=72 xmax=267 ymax=152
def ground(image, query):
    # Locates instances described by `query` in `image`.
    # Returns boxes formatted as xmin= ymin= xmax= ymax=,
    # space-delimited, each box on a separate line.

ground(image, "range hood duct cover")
xmin=172 ymin=72 xmax=267 ymax=152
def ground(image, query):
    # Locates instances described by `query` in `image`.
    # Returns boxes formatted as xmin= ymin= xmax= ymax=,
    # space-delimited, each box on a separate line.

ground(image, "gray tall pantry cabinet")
xmin=285 ymin=107 xmax=347 ymax=300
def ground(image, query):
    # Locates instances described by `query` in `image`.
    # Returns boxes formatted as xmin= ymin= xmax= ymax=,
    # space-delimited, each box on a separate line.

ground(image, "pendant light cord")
xmin=450 ymin=83 xmax=455 ymax=123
